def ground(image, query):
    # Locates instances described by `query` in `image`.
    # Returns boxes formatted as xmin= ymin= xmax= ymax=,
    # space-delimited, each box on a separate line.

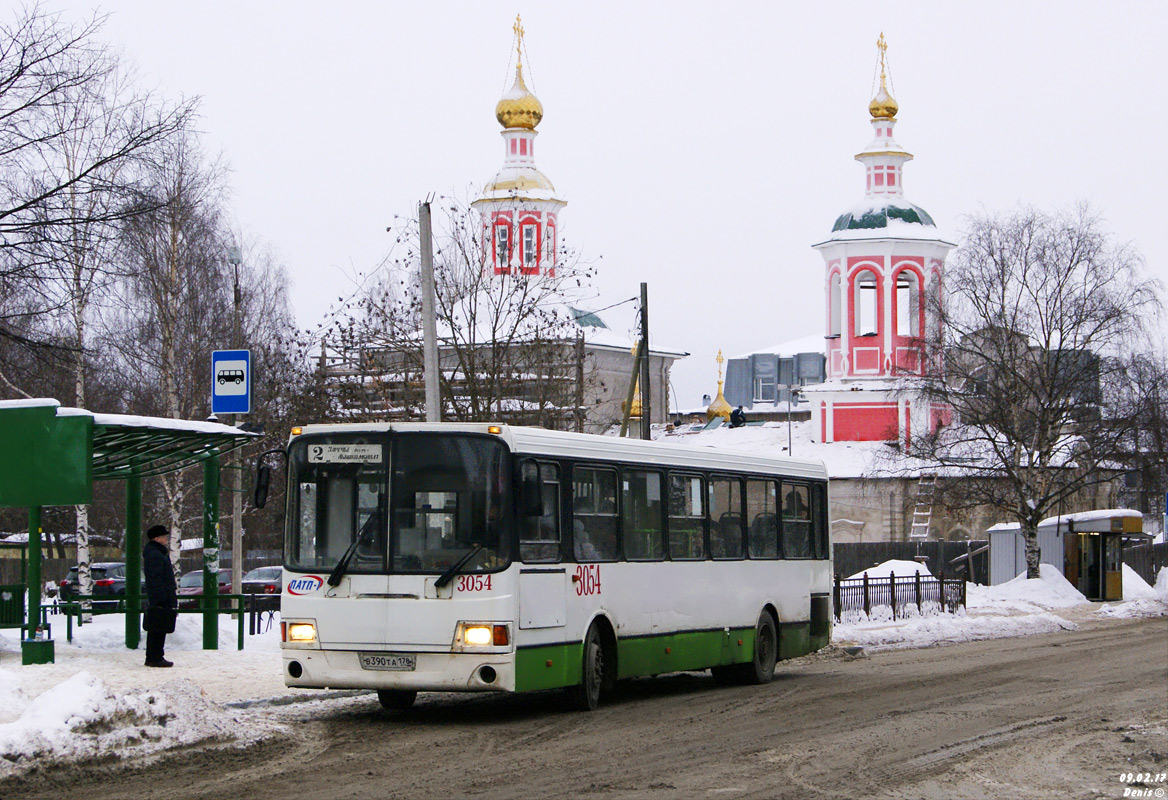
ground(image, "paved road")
xmin=7 ymin=616 xmax=1167 ymax=799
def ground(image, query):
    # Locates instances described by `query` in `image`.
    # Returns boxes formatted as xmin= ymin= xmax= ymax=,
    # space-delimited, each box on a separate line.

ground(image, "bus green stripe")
xmin=514 ymin=622 xmax=819 ymax=692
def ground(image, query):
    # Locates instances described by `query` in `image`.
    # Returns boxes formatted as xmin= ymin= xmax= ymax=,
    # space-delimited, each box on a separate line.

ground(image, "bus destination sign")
xmin=307 ymin=444 xmax=382 ymax=464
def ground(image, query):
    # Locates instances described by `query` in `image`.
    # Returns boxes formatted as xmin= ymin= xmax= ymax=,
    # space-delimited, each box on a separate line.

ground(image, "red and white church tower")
xmin=804 ymin=36 xmax=954 ymax=447
xmin=473 ymin=17 xmax=566 ymax=277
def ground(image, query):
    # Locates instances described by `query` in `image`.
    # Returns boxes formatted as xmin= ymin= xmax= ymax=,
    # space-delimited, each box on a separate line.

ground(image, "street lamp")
xmin=784 ymin=384 xmax=801 ymax=454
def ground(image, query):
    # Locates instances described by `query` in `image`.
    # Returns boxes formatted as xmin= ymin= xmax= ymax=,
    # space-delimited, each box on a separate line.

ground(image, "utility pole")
xmin=639 ymin=282 xmax=651 ymax=440
xmin=574 ymin=332 xmax=585 ymax=433
xmin=419 ymin=201 xmax=440 ymax=423
xmin=227 ymin=246 xmax=244 ymax=601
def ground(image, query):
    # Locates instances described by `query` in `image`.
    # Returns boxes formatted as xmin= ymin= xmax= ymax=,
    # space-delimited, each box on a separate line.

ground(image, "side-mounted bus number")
xmin=574 ymin=565 xmax=601 ymax=596
xmin=456 ymin=575 xmax=493 ymax=592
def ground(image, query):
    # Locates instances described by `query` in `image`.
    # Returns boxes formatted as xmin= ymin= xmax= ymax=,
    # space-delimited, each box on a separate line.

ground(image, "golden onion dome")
xmin=869 ymin=82 xmax=898 ymax=119
xmin=706 ymin=382 xmax=732 ymax=423
xmin=495 ymin=65 xmax=543 ymax=130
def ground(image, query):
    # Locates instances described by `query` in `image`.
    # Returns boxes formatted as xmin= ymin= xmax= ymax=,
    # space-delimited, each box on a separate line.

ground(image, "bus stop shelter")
xmin=0 ymin=398 xmax=256 ymax=664
xmin=987 ymin=509 xmax=1148 ymax=600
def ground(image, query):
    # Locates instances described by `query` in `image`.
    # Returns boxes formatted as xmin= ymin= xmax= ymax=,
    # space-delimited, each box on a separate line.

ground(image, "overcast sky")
xmin=61 ymin=1 xmax=1168 ymax=408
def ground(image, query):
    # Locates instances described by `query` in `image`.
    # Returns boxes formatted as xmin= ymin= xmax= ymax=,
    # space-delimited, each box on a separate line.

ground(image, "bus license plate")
xmin=359 ymin=652 xmax=416 ymax=671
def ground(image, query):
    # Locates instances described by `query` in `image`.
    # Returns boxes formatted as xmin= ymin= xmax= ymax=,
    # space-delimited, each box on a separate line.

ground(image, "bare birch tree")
xmin=110 ymin=134 xmax=230 ymax=567
xmin=0 ymin=6 xmax=190 ymax=305
xmin=909 ymin=204 xmax=1163 ymax=577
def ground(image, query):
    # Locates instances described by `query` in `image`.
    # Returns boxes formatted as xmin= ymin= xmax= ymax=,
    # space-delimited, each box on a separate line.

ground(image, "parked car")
xmin=58 ymin=562 xmax=144 ymax=606
xmin=176 ymin=570 xmax=231 ymax=609
xmin=241 ymin=566 xmax=282 ymax=611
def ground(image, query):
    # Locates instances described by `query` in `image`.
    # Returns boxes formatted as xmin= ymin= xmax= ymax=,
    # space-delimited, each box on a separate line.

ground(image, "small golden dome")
xmin=869 ymin=82 xmax=898 ymax=119
xmin=706 ymin=349 xmax=731 ymax=422
xmin=495 ymin=65 xmax=543 ymax=130
xmin=706 ymin=382 xmax=732 ymax=423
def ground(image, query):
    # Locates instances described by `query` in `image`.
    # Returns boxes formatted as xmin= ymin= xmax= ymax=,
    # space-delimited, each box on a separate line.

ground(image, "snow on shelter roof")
xmin=0 ymin=399 xmax=259 ymax=480
xmin=986 ymin=509 xmax=1144 ymax=534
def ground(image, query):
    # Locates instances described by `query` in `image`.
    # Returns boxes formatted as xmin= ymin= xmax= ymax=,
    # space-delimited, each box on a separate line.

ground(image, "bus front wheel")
xmin=377 ymin=689 xmax=417 ymax=711
xmin=568 ymin=624 xmax=605 ymax=711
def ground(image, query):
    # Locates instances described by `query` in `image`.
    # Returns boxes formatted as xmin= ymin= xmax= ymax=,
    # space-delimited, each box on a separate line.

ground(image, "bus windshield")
xmin=286 ymin=432 xmax=510 ymax=575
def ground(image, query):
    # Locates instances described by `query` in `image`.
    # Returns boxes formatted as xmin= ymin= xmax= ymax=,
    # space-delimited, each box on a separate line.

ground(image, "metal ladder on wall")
xmin=909 ymin=474 xmax=937 ymax=541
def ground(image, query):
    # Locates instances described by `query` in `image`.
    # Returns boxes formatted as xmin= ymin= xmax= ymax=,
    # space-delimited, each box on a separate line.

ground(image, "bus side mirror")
xmin=254 ymin=463 xmax=271 ymax=509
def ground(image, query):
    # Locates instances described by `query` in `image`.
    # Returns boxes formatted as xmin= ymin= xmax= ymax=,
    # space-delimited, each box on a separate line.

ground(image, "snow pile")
xmin=967 ymin=563 xmax=1088 ymax=614
xmin=846 ymin=559 xmax=934 ymax=581
xmin=1098 ymin=566 xmax=1168 ymax=619
xmin=0 ymin=671 xmax=276 ymax=778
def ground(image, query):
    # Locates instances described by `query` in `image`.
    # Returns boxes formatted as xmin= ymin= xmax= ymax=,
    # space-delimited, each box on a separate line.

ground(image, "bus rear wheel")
xmin=712 ymin=611 xmax=777 ymax=686
xmin=568 ymin=624 xmax=605 ymax=711
xmin=748 ymin=611 xmax=778 ymax=684
xmin=377 ymin=689 xmax=417 ymax=711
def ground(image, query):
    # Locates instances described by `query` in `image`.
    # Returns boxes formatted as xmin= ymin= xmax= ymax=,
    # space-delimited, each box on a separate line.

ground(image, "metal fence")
xmin=834 ymin=570 xmax=967 ymax=621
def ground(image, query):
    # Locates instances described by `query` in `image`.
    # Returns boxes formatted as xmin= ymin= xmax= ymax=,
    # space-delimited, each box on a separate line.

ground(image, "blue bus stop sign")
xmin=211 ymin=349 xmax=251 ymax=414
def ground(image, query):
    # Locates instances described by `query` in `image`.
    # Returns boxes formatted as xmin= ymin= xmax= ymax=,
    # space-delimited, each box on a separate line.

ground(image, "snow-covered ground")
xmin=1 ymin=565 xmax=1165 ymax=779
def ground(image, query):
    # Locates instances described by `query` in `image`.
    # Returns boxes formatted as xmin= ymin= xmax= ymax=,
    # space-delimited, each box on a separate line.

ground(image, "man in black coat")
xmin=143 ymin=524 xmax=177 ymax=668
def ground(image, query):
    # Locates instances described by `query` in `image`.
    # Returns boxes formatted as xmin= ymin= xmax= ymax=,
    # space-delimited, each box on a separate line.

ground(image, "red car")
xmin=176 ymin=571 xmax=231 ymax=609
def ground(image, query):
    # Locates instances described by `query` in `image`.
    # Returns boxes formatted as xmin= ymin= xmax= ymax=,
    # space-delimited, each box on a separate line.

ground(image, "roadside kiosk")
xmin=0 ymin=399 xmax=255 ymax=664
xmin=987 ymin=509 xmax=1148 ymax=600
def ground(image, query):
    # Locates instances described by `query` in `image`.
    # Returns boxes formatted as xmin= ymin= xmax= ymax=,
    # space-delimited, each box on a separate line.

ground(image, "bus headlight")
xmin=286 ymin=622 xmax=316 ymax=642
xmin=454 ymin=622 xmax=511 ymax=651
xmin=464 ymin=625 xmax=492 ymax=646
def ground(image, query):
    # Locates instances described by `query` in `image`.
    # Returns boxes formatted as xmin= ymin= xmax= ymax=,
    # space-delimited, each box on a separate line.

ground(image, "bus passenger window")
xmin=747 ymin=480 xmax=778 ymax=559
xmin=668 ymin=474 xmax=705 ymax=560
xmin=520 ymin=461 xmax=560 ymax=563
xmin=783 ymin=483 xmax=812 ymax=558
xmin=622 ymin=470 xmax=663 ymax=561
xmin=709 ymin=477 xmax=744 ymax=559
xmin=573 ymin=466 xmax=618 ymax=562
xmin=811 ymin=483 xmax=829 ymax=559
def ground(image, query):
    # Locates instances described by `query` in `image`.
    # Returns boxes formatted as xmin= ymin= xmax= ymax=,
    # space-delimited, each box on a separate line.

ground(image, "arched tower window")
xmin=855 ymin=270 xmax=879 ymax=336
xmin=896 ymin=271 xmax=920 ymax=336
xmin=829 ymin=273 xmax=841 ymax=336
xmin=926 ymin=271 xmax=941 ymax=344
xmin=493 ymin=222 xmax=511 ymax=273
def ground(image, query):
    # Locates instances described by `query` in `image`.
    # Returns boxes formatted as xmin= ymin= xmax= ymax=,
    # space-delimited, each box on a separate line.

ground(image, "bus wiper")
xmin=327 ymin=512 xmax=379 ymax=587
xmin=435 ymin=545 xmax=483 ymax=590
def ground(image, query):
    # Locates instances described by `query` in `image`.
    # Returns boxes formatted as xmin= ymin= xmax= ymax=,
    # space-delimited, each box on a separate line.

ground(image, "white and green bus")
xmin=273 ymin=422 xmax=832 ymax=711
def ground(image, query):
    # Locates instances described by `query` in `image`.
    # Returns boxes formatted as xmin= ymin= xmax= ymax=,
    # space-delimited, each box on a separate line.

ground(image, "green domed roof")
xmin=832 ymin=202 xmax=935 ymax=232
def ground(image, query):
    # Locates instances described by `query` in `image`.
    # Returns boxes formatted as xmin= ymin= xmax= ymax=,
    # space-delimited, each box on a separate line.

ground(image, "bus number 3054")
xmin=574 ymin=565 xmax=601 ymax=596
xmin=456 ymin=575 xmax=493 ymax=592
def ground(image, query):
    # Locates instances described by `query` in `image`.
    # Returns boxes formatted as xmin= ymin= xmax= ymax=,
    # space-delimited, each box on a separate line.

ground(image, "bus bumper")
xmin=282 ymin=649 xmax=515 ymax=692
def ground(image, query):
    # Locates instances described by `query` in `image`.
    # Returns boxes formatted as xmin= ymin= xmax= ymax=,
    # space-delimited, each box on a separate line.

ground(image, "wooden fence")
xmin=834 ymin=570 xmax=967 ymax=621
xmin=1122 ymin=541 xmax=1168 ymax=586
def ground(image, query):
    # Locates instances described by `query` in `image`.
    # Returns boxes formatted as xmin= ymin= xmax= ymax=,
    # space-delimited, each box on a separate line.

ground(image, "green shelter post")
xmin=22 ymin=506 xmax=53 ymax=664
xmin=27 ymin=506 xmax=41 ymax=637
xmin=203 ymin=451 xmax=220 ymax=650
xmin=125 ymin=474 xmax=142 ymax=649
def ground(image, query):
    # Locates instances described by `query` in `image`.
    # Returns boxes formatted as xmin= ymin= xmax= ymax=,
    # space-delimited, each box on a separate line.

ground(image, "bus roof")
xmin=292 ymin=422 xmax=828 ymax=481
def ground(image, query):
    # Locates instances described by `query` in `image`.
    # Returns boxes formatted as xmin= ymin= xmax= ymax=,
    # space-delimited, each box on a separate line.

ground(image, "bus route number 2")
xmin=456 ymin=575 xmax=492 ymax=592
xmin=574 ymin=565 xmax=601 ymax=596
